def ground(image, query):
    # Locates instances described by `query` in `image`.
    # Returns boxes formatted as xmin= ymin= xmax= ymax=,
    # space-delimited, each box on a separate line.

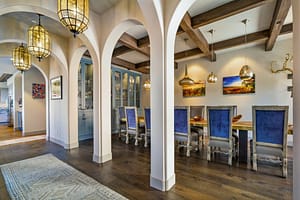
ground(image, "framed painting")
xmin=183 ymin=81 xmax=206 ymax=97
xmin=223 ymin=75 xmax=255 ymax=95
xmin=32 ymin=83 xmax=45 ymax=99
xmin=50 ymin=76 xmax=62 ymax=100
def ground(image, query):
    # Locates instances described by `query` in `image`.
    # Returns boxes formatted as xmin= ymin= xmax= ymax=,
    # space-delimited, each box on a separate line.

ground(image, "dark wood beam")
xmin=111 ymin=57 xmax=149 ymax=74
xmin=180 ymin=13 xmax=210 ymax=58
xmin=175 ymin=23 xmax=292 ymax=60
xmin=136 ymin=60 xmax=150 ymax=69
xmin=119 ymin=33 xmax=150 ymax=57
xmin=112 ymin=46 xmax=132 ymax=57
xmin=137 ymin=36 xmax=150 ymax=48
xmin=265 ymin=0 xmax=291 ymax=51
xmin=192 ymin=0 xmax=273 ymax=29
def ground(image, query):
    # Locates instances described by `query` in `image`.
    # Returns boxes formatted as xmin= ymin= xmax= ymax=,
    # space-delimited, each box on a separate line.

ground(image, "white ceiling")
xmin=0 ymin=0 xmax=294 ymax=77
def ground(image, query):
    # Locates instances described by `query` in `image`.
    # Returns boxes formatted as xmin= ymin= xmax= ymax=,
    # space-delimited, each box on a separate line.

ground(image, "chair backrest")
xmin=125 ymin=106 xmax=138 ymax=130
xmin=119 ymin=106 xmax=125 ymax=120
xmin=252 ymin=106 xmax=288 ymax=146
xmin=144 ymin=108 xmax=151 ymax=131
xmin=207 ymin=106 xmax=233 ymax=140
xmin=174 ymin=106 xmax=190 ymax=135
xmin=190 ymin=106 xmax=205 ymax=120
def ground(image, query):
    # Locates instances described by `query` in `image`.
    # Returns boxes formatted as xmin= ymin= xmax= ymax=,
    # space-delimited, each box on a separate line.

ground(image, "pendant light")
xmin=57 ymin=0 xmax=89 ymax=37
xmin=12 ymin=43 xmax=32 ymax=72
xmin=27 ymin=14 xmax=51 ymax=61
xmin=207 ymin=29 xmax=217 ymax=83
xmin=143 ymin=79 xmax=151 ymax=89
xmin=179 ymin=64 xmax=194 ymax=86
xmin=239 ymin=19 xmax=253 ymax=80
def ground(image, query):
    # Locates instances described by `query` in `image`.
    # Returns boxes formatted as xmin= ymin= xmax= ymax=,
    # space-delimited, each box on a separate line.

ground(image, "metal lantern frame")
xmin=12 ymin=43 xmax=32 ymax=72
xmin=27 ymin=14 xmax=51 ymax=61
xmin=57 ymin=0 xmax=89 ymax=37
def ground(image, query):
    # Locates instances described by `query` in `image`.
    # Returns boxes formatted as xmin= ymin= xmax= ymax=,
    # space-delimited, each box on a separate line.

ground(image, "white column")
xmin=293 ymin=1 xmax=300 ymax=199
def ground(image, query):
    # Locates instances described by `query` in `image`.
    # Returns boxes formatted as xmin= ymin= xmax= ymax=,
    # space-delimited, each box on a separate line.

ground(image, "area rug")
xmin=0 ymin=154 xmax=128 ymax=200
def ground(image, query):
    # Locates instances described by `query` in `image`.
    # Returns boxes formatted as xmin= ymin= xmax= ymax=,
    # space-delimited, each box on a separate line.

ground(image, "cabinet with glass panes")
xmin=111 ymin=66 xmax=141 ymax=133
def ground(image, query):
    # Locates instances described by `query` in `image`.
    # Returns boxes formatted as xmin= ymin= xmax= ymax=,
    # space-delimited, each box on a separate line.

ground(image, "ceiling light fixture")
xmin=12 ymin=43 xmax=32 ymax=72
xmin=239 ymin=19 xmax=253 ymax=80
xmin=143 ymin=79 xmax=151 ymax=89
xmin=27 ymin=14 xmax=51 ymax=61
xmin=207 ymin=29 xmax=217 ymax=83
xmin=179 ymin=64 xmax=194 ymax=86
xmin=57 ymin=0 xmax=89 ymax=37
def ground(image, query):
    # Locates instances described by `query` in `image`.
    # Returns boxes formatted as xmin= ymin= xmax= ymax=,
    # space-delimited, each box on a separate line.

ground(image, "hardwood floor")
xmin=0 ymin=136 xmax=292 ymax=200
xmin=0 ymin=124 xmax=22 ymax=141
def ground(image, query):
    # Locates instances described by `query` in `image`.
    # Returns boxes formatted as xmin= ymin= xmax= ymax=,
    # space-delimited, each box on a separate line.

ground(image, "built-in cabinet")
xmin=111 ymin=66 xmax=141 ymax=133
xmin=78 ymin=58 xmax=93 ymax=141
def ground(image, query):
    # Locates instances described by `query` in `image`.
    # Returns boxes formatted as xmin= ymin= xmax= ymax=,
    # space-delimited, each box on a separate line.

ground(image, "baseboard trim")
xmin=23 ymin=130 xmax=46 ymax=136
xmin=49 ymin=137 xmax=78 ymax=149
xmin=150 ymin=173 xmax=176 ymax=191
xmin=93 ymin=153 xmax=112 ymax=163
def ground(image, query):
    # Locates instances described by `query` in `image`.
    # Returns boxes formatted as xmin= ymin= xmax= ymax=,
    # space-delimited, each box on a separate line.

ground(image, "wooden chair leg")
xmin=253 ymin=153 xmax=257 ymax=171
xmin=207 ymin=146 xmax=211 ymax=161
xmin=228 ymin=148 xmax=232 ymax=166
xmin=125 ymin=133 xmax=129 ymax=144
xmin=283 ymin=157 xmax=288 ymax=178
xmin=135 ymin=133 xmax=138 ymax=146
xmin=144 ymin=134 xmax=148 ymax=148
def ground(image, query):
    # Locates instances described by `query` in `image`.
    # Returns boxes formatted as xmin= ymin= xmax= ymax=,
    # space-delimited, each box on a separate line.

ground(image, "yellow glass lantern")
xmin=12 ymin=44 xmax=32 ymax=72
xmin=27 ymin=14 xmax=51 ymax=61
xmin=57 ymin=0 xmax=89 ymax=37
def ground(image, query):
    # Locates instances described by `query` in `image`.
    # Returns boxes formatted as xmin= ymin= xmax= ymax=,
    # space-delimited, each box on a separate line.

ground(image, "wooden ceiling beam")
xmin=192 ymin=0 xmax=273 ymax=29
xmin=112 ymin=57 xmax=149 ymax=74
xmin=175 ymin=23 xmax=292 ymax=60
xmin=119 ymin=33 xmax=150 ymax=57
xmin=112 ymin=46 xmax=132 ymax=57
xmin=265 ymin=0 xmax=291 ymax=51
xmin=136 ymin=60 xmax=150 ymax=69
xmin=180 ymin=13 xmax=211 ymax=58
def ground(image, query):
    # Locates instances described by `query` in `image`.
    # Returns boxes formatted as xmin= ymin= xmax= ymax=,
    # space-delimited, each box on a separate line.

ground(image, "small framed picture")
xmin=50 ymin=76 xmax=62 ymax=100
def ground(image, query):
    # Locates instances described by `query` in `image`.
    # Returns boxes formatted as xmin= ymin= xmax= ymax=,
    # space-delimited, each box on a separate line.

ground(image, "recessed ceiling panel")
xmin=126 ymin=25 xmax=148 ymax=39
xmin=117 ymin=51 xmax=149 ymax=64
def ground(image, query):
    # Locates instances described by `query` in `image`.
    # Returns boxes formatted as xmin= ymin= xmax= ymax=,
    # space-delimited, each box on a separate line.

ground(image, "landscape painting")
xmin=183 ymin=81 xmax=206 ymax=97
xmin=223 ymin=75 xmax=255 ymax=95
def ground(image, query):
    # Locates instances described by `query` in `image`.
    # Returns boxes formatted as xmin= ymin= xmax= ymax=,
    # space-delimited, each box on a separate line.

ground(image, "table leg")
xmin=239 ymin=130 xmax=248 ymax=163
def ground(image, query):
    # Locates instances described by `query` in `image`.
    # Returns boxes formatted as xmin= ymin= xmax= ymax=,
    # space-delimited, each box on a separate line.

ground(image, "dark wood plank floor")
xmin=0 ymin=136 xmax=292 ymax=200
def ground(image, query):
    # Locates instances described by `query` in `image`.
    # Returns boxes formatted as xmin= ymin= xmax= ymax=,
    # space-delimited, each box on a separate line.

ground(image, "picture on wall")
xmin=223 ymin=75 xmax=255 ymax=95
xmin=32 ymin=83 xmax=45 ymax=99
xmin=183 ymin=81 xmax=206 ymax=97
xmin=50 ymin=76 xmax=62 ymax=100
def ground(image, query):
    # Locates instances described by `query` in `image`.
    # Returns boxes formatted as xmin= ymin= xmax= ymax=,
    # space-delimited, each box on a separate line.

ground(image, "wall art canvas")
xmin=223 ymin=75 xmax=255 ymax=95
xmin=50 ymin=76 xmax=62 ymax=100
xmin=32 ymin=83 xmax=45 ymax=99
xmin=183 ymin=81 xmax=206 ymax=97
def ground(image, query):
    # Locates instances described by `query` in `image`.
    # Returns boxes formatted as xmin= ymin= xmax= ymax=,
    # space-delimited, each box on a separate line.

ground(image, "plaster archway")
xmin=99 ymin=19 xmax=148 ymax=164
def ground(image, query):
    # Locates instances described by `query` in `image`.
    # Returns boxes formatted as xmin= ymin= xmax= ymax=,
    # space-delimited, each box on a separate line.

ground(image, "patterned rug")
xmin=0 ymin=154 xmax=128 ymax=200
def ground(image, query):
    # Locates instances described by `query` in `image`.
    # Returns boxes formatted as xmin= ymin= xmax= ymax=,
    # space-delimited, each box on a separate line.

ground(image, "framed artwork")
xmin=32 ymin=83 xmax=45 ymax=99
xmin=50 ymin=76 xmax=62 ymax=100
xmin=223 ymin=75 xmax=255 ymax=95
xmin=183 ymin=81 xmax=206 ymax=97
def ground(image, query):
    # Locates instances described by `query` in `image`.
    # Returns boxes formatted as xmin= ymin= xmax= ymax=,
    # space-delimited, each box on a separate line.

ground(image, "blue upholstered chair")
xmin=190 ymin=106 xmax=205 ymax=149
xmin=206 ymin=106 xmax=236 ymax=166
xmin=118 ymin=107 xmax=127 ymax=139
xmin=252 ymin=105 xmax=288 ymax=177
xmin=143 ymin=108 xmax=151 ymax=148
xmin=125 ymin=106 xmax=142 ymax=146
xmin=174 ymin=106 xmax=192 ymax=156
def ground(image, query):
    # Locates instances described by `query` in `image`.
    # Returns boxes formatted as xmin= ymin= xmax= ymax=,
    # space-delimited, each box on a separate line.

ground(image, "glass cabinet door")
xmin=135 ymin=76 xmax=140 ymax=107
xmin=122 ymin=73 xmax=128 ymax=106
xmin=114 ymin=71 xmax=121 ymax=107
xmin=128 ymin=75 xmax=135 ymax=106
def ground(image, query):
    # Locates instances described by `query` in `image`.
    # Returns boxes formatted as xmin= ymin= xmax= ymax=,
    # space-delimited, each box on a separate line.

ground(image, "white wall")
xmin=13 ymin=73 xmax=22 ymax=128
xmin=49 ymin=57 xmax=69 ymax=148
xmin=174 ymin=38 xmax=293 ymax=123
xmin=23 ymin=67 xmax=46 ymax=135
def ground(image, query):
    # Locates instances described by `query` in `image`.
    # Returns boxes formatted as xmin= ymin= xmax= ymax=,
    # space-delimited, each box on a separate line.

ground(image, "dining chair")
xmin=143 ymin=107 xmax=151 ymax=148
xmin=252 ymin=105 xmax=289 ymax=177
xmin=190 ymin=105 xmax=205 ymax=149
xmin=125 ymin=106 xmax=143 ymax=146
xmin=118 ymin=106 xmax=127 ymax=139
xmin=206 ymin=106 xmax=237 ymax=166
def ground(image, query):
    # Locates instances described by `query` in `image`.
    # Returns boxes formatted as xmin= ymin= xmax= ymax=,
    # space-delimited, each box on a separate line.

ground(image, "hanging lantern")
xmin=12 ymin=43 xmax=32 ymax=72
xmin=239 ymin=19 xmax=253 ymax=80
xmin=57 ymin=0 xmax=89 ymax=37
xmin=207 ymin=72 xmax=218 ymax=83
xmin=27 ymin=14 xmax=51 ymax=61
xmin=143 ymin=79 xmax=151 ymax=89
xmin=179 ymin=65 xmax=194 ymax=86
